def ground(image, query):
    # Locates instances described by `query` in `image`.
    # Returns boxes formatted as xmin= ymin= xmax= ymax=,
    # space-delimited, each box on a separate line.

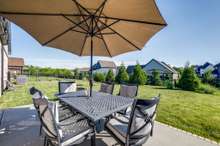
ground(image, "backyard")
xmin=0 ymin=76 xmax=219 ymax=143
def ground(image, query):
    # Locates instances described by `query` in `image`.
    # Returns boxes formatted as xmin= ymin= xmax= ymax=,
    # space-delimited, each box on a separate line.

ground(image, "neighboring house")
xmin=0 ymin=17 xmax=11 ymax=95
xmin=8 ymin=57 xmax=25 ymax=75
xmin=195 ymin=62 xmax=214 ymax=77
xmin=127 ymin=65 xmax=145 ymax=75
xmin=213 ymin=63 xmax=220 ymax=78
xmin=142 ymin=59 xmax=179 ymax=81
xmin=92 ymin=60 xmax=117 ymax=74
xmin=78 ymin=67 xmax=90 ymax=74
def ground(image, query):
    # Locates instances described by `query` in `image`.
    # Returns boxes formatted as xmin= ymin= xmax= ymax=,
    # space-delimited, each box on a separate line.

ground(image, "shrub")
xmin=115 ymin=64 xmax=129 ymax=83
xmin=202 ymin=70 xmax=214 ymax=84
xmin=130 ymin=64 xmax=147 ymax=85
xmin=93 ymin=73 xmax=105 ymax=82
xmin=197 ymin=84 xmax=216 ymax=94
xmin=73 ymin=69 xmax=80 ymax=79
xmin=105 ymin=69 xmax=115 ymax=83
xmin=178 ymin=67 xmax=201 ymax=91
xmin=151 ymin=69 xmax=162 ymax=86
xmin=212 ymin=78 xmax=220 ymax=87
xmin=164 ymin=80 xmax=174 ymax=89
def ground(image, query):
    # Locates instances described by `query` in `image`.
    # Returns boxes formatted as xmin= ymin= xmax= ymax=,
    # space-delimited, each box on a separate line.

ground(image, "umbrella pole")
xmin=89 ymin=36 xmax=93 ymax=97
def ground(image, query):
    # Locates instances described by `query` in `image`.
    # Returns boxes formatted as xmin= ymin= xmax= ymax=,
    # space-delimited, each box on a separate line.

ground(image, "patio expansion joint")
xmin=156 ymin=121 xmax=220 ymax=146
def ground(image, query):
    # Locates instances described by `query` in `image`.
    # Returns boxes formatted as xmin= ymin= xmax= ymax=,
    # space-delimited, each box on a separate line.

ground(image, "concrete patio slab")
xmin=0 ymin=105 xmax=219 ymax=146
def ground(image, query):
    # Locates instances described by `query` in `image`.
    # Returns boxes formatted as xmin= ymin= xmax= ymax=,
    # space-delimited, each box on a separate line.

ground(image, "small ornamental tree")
xmin=130 ymin=64 xmax=147 ymax=85
xmin=151 ymin=69 xmax=162 ymax=86
xmin=93 ymin=73 xmax=105 ymax=82
xmin=115 ymin=64 xmax=129 ymax=83
xmin=178 ymin=66 xmax=201 ymax=91
xmin=73 ymin=69 xmax=80 ymax=79
xmin=105 ymin=69 xmax=115 ymax=83
xmin=202 ymin=70 xmax=214 ymax=84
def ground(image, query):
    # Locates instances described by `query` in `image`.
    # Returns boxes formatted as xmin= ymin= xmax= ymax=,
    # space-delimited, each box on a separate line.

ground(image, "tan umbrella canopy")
xmin=0 ymin=0 xmax=167 ymax=96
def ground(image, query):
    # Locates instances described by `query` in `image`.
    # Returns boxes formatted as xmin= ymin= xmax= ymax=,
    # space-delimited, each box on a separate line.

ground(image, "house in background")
xmin=195 ymin=62 xmax=214 ymax=77
xmin=0 ymin=17 xmax=11 ymax=95
xmin=92 ymin=60 xmax=117 ymax=74
xmin=127 ymin=64 xmax=145 ymax=75
xmin=142 ymin=59 xmax=179 ymax=81
xmin=8 ymin=57 xmax=25 ymax=75
xmin=212 ymin=63 xmax=220 ymax=78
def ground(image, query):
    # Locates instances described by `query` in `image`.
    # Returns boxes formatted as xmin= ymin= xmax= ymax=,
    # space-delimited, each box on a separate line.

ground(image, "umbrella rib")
xmin=97 ymin=19 xmax=141 ymax=50
xmin=43 ymin=16 xmax=91 ymax=45
xmin=96 ymin=16 xmax=167 ymax=26
xmin=72 ymin=0 xmax=91 ymax=15
xmin=62 ymin=15 xmax=89 ymax=34
xmin=94 ymin=19 xmax=120 ymax=35
xmin=74 ymin=2 xmax=90 ymax=30
xmin=94 ymin=18 xmax=112 ymax=57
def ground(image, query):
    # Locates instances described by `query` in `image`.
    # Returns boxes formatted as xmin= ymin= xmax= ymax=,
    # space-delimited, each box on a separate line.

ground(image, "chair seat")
xmin=60 ymin=119 xmax=93 ymax=146
xmin=106 ymin=118 xmax=128 ymax=143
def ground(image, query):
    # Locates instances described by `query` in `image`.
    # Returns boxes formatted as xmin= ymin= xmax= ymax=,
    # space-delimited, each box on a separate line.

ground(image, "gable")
xmin=143 ymin=59 xmax=173 ymax=74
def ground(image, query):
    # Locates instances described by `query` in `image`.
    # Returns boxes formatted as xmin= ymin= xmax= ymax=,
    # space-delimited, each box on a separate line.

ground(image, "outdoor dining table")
xmin=58 ymin=90 xmax=134 ymax=146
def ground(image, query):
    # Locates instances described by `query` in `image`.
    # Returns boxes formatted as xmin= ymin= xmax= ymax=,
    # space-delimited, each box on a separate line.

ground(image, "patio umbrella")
xmin=0 ymin=0 xmax=167 ymax=96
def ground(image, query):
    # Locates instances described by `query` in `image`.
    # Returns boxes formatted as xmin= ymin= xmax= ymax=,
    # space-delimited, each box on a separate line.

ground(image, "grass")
xmin=0 ymin=76 xmax=220 ymax=143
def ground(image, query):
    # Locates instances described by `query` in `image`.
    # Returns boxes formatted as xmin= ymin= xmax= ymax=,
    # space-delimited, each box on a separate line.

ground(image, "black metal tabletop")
xmin=59 ymin=91 xmax=134 ymax=122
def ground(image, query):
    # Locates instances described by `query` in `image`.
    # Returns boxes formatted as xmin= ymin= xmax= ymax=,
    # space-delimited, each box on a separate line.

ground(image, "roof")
xmin=127 ymin=65 xmax=145 ymax=74
xmin=144 ymin=59 xmax=178 ymax=74
xmin=78 ymin=67 xmax=90 ymax=72
xmin=214 ymin=63 xmax=220 ymax=68
xmin=8 ymin=57 xmax=24 ymax=67
xmin=93 ymin=60 xmax=116 ymax=70
xmin=199 ymin=62 xmax=213 ymax=69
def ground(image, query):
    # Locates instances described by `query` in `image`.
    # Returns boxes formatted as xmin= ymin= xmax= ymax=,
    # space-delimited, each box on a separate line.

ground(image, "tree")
xmin=105 ymin=69 xmax=115 ymax=83
xmin=202 ymin=70 xmax=214 ymax=84
xmin=130 ymin=64 xmax=147 ymax=85
xmin=115 ymin=64 xmax=129 ymax=83
xmin=178 ymin=66 xmax=201 ymax=91
xmin=151 ymin=69 xmax=162 ymax=86
xmin=73 ymin=69 xmax=80 ymax=79
xmin=94 ymin=73 xmax=105 ymax=82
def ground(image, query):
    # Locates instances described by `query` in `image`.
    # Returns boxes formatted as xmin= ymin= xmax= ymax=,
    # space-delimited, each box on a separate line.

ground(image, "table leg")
xmin=91 ymin=134 xmax=96 ymax=146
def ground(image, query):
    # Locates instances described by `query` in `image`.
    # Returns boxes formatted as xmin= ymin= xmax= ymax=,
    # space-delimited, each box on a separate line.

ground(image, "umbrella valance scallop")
xmin=0 ymin=0 xmax=167 ymax=57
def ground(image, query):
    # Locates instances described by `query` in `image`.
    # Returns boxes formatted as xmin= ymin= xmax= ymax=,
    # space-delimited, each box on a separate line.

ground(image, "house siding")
xmin=93 ymin=68 xmax=117 ymax=75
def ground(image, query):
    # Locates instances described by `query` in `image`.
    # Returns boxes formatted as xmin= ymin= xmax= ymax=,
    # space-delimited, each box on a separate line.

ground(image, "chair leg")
xmin=39 ymin=124 xmax=42 ymax=136
xmin=44 ymin=137 xmax=47 ymax=146
xmin=91 ymin=134 xmax=96 ymax=146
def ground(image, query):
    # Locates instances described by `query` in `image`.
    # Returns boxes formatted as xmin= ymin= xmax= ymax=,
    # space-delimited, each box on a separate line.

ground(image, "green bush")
xmin=151 ymin=69 xmax=162 ymax=86
xmin=202 ymin=70 xmax=214 ymax=84
xmin=105 ymin=69 xmax=115 ymax=83
xmin=212 ymin=78 xmax=220 ymax=87
xmin=93 ymin=73 xmax=105 ymax=82
xmin=164 ymin=80 xmax=174 ymax=89
xmin=130 ymin=64 xmax=147 ymax=85
xmin=178 ymin=67 xmax=201 ymax=91
xmin=115 ymin=64 xmax=129 ymax=83
xmin=197 ymin=84 xmax=216 ymax=94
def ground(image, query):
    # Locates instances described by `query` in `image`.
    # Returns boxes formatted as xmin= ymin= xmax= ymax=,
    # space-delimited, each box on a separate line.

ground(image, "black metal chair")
xmin=118 ymin=84 xmax=138 ymax=98
xmin=39 ymin=102 xmax=95 ymax=146
xmin=105 ymin=97 xmax=160 ymax=146
xmin=99 ymin=82 xmax=115 ymax=94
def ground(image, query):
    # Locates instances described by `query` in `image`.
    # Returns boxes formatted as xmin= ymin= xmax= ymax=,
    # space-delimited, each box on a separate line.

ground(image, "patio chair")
xmin=29 ymin=87 xmax=76 ymax=135
xmin=99 ymin=82 xmax=115 ymax=94
xmin=117 ymin=84 xmax=138 ymax=115
xmin=39 ymin=102 xmax=95 ymax=146
xmin=118 ymin=84 xmax=138 ymax=98
xmin=105 ymin=97 xmax=160 ymax=146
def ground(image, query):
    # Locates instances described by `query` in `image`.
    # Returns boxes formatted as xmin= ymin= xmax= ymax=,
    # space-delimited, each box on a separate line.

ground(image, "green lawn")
xmin=0 ymin=76 xmax=220 ymax=143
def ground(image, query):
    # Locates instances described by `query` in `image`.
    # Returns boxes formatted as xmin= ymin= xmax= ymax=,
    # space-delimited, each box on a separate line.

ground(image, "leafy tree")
xmin=93 ymin=73 xmax=105 ymax=82
xmin=105 ymin=69 xmax=115 ymax=83
xmin=202 ymin=70 xmax=214 ymax=84
xmin=130 ymin=64 xmax=147 ymax=85
xmin=115 ymin=64 xmax=129 ymax=83
xmin=73 ymin=69 xmax=80 ymax=79
xmin=178 ymin=66 xmax=201 ymax=91
xmin=151 ymin=69 xmax=162 ymax=86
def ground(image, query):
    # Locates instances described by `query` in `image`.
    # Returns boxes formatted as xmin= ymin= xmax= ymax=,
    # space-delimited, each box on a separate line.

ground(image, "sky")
xmin=10 ymin=0 xmax=220 ymax=69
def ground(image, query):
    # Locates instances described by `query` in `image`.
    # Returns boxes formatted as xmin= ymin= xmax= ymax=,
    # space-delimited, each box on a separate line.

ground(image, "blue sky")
xmin=10 ymin=0 xmax=220 ymax=69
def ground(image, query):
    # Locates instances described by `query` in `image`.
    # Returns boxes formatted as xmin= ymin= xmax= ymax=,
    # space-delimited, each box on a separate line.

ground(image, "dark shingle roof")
xmin=93 ymin=60 xmax=116 ymax=70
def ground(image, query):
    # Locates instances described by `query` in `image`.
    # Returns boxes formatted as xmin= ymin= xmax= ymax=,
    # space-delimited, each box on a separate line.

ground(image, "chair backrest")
xmin=39 ymin=103 xmax=58 ymax=139
xmin=126 ymin=97 xmax=160 ymax=145
xmin=29 ymin=87 xmax=44 ymax=109
xmin=119 ymin=84 xmax=138 ymax=98
xmin=99 ymin=82 xmax=114 ymax=94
